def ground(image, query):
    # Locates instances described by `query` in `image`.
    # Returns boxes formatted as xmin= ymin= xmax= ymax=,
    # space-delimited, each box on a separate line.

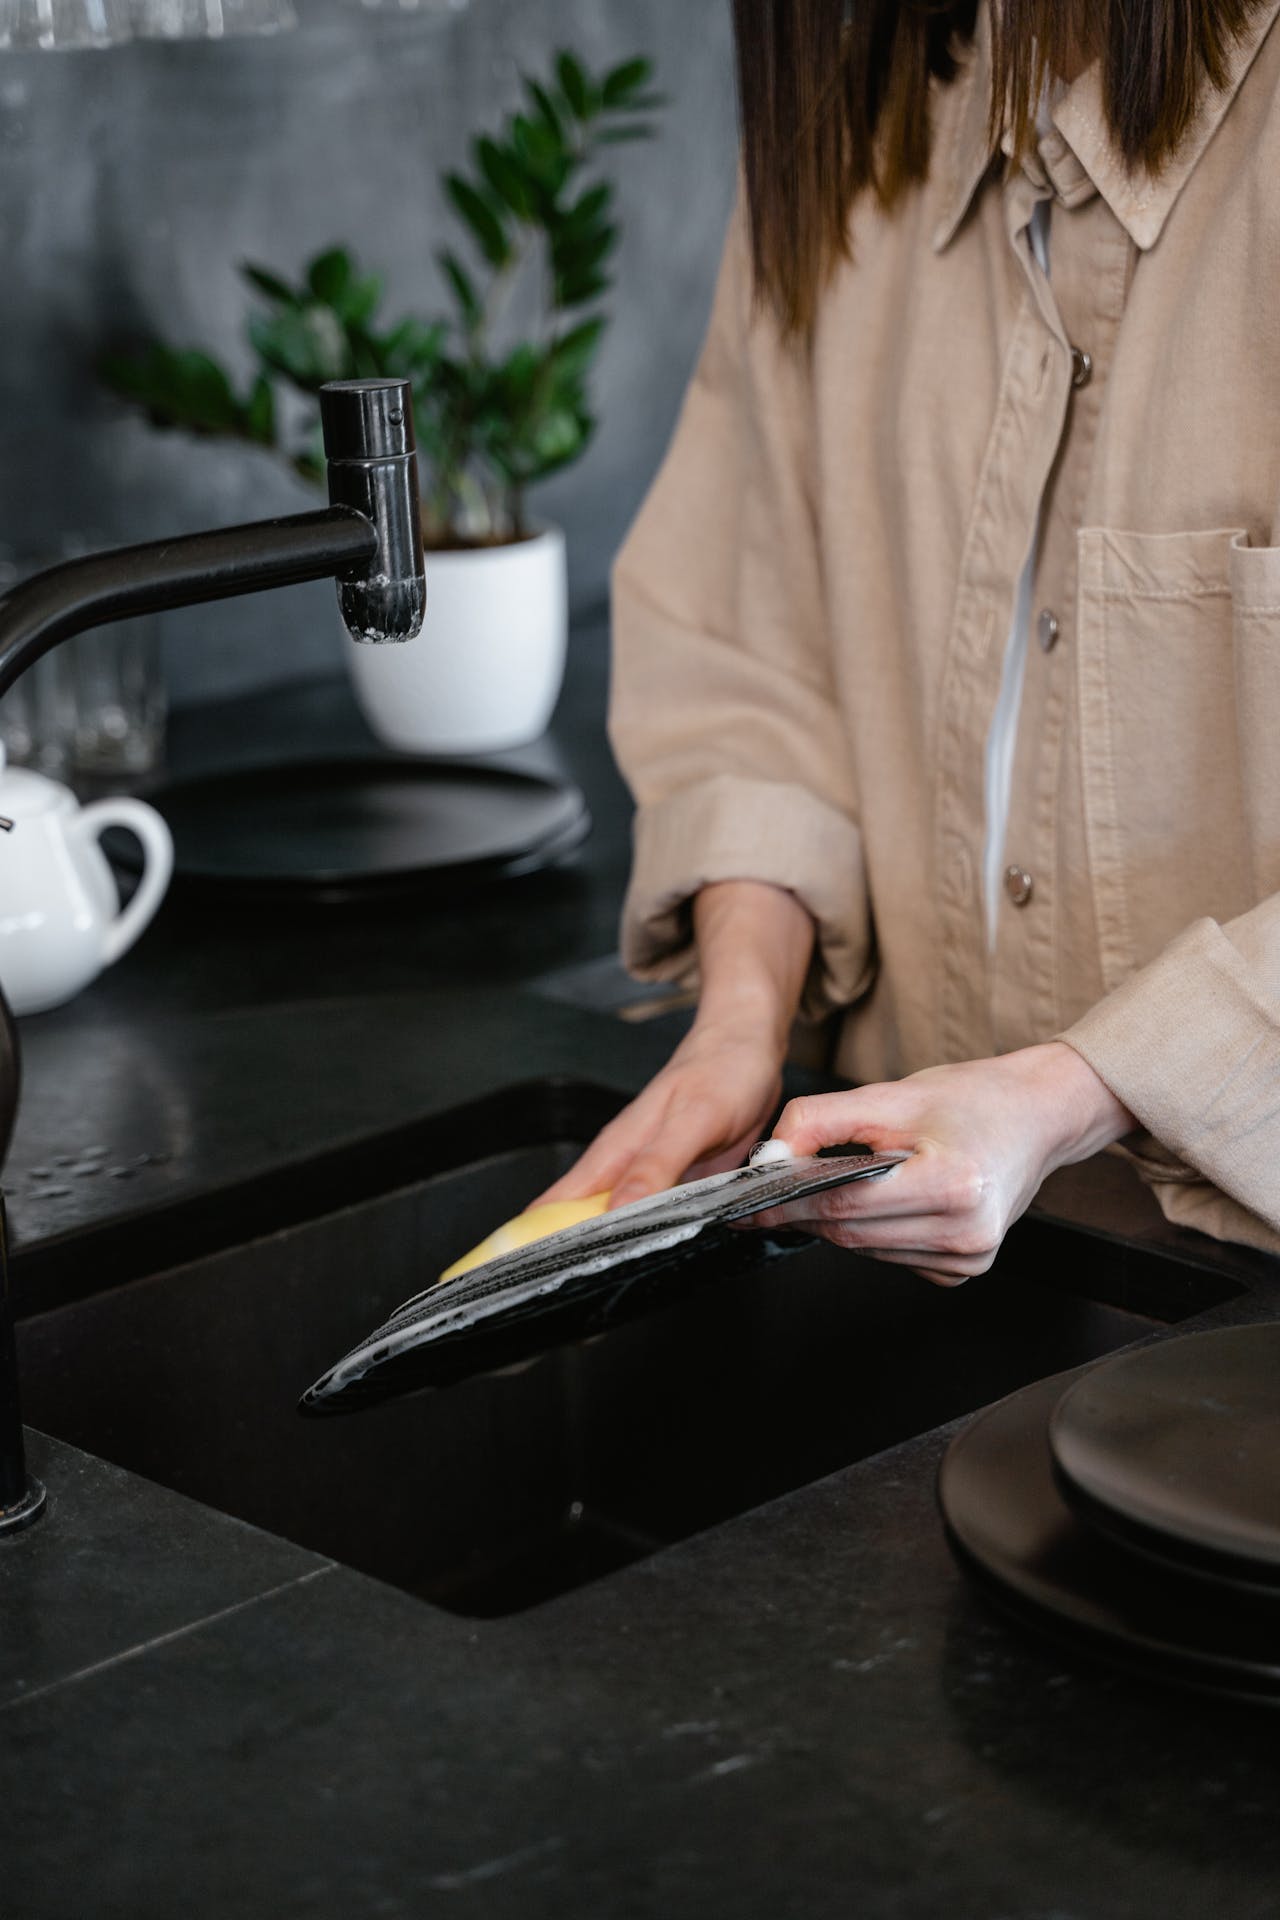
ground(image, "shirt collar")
xmin=932 ymin=0 xmax=1280 ymax=254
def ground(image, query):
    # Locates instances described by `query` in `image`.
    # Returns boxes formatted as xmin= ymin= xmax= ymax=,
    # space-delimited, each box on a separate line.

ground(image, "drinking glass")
xmin=130 ymin=0 xmax=296 ymax=40
xmin=0 ymin=0 xmax=295 ymax=43
xmin=0 ymin=0 xmax=133 ymax=50
xmin=0 ymin=545 xmax=167 ymax=780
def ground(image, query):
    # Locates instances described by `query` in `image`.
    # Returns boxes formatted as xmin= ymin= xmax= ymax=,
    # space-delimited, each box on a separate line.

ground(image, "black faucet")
xmin=0 ymin=377 xmax=425 ymax=1535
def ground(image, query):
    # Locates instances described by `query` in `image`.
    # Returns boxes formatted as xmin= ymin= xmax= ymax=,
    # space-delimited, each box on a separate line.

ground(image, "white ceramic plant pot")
xmin=344 ymin=523 xmax=568 ymax=755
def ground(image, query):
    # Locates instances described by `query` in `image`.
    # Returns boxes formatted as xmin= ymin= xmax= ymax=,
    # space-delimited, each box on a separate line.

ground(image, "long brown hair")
xmin=734 ymin=0 xmax=1264 ymax=335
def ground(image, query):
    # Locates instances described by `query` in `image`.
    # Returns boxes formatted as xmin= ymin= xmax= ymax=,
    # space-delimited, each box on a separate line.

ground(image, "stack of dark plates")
xmin=938 ymin=1323 xmax=1280 ymax=1705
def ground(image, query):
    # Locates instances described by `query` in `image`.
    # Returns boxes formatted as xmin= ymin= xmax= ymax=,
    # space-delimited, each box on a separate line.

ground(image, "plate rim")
xmin=109 ymin=755 xmax=591 ymax=894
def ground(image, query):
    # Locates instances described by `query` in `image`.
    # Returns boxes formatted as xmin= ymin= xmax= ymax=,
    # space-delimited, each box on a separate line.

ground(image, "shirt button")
xmin=1070 ymin=346 xmax=1093 ymax=388
xmin=1037 ymin=608 xmax=1060 ymax=652
xmin=1004 ymin=865 xmax=1035 ymax=907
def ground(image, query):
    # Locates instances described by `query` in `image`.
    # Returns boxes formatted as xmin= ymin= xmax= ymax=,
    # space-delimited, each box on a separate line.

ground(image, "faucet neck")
xmin=0 ymin=507 xmax=377 ymax=702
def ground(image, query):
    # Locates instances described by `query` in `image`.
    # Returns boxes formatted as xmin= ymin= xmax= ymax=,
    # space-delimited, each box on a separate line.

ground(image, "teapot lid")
xmin=0 ymin=739 xmax=76 ymax=820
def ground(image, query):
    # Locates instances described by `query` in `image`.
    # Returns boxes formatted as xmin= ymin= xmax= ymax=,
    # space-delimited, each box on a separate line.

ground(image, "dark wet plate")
xmin=300 ymin=1151 xmax=908 ymax=1414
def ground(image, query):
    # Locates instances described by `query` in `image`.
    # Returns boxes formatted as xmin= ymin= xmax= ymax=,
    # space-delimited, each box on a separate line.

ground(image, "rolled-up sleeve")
xmin=1061 ymin=899 xmax=1280 ymax=1249
xmin=609 ymin=202 xmax=871 ymax=1019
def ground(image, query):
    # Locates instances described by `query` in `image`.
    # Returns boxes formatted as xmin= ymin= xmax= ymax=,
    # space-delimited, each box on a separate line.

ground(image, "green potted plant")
xmin=101 ymin=49 xmax=663 ymax=752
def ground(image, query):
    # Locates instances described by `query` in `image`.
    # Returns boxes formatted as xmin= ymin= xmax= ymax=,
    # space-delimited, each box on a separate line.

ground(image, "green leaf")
xmin=307 ymin=247 xmax=353 ymax=305
xmin=601 ymin=55 xmax=652 ymax=106
xmin=249 ymin=304 xmax=350 ymax=387
xmin=522 ymin=76 xmax=564 ymax=141
xmin=292 ymin=444 xmax=326 ymax=487
xmin=569 ymin=223 xmax=617 ymax=273
xmin=437 ymin=249 xmax=482 ymax=332
xmin=531 ymin=405 xmax=584 ymax=466
xmin=511 ymin=112 xmax=566 ymax=187
xmin=444 ymin=172 xmax=511 ymax=267
xmin=549 ymin=315 xmax=606 ymax=378
xmin=98 ymin=348 xmax=155 ymax=403
xmin=474 ymin=136 xmax=532 ymax=219
xmin=556 ymin=49 xmax=594 ymax=120
xmin=556 ymin=265 xmax=611 ymax=306
xmin=246 ymin=373 xmax=275 ymax=445
xmin=348 ymin=331 xmax=383 ymax=379
xmin=488 ymin=387 xmax=595 ymax=486
xmin=561 ymin=182 xmax=611 ymax=231
xmin=334 ymin=272 xmax=383 ymax=328
xmin=500 ymin=341 xmax=542 ymax=402
xmin=170 ymin=350 xmax=240 ymax=427
xmin=240 ymin=262 xmax=300 ymax=307
xmin=383 ymin=315 xmax=448 ymax=377
xmin=99 ymin=340 xmax=274 ymax=441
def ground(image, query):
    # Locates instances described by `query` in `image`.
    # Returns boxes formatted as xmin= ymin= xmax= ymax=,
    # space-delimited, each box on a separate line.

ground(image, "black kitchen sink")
xmin=15 ymin=1080 xmax=1239 ymax=1617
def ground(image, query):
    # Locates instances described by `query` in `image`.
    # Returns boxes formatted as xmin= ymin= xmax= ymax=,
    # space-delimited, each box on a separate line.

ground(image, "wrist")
xmin=1020 ymin=1041 xmax=1136 ymax=1168
xmin=692 ymin=990 xmax=793 ymax=1062
xmin=692 ymin=880 xmax=814 ymax=1053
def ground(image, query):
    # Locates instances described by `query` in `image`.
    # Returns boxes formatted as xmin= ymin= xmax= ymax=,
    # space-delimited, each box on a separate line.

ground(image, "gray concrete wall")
xmin=0 ymin=0 xmax=736 ymax=703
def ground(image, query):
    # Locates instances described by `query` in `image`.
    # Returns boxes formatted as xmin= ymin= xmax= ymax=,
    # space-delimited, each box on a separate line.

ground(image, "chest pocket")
xmin=1075 ymin=525 xmax=1280 ymax=993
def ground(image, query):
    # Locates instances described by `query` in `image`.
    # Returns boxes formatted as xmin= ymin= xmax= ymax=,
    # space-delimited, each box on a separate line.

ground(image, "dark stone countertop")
xmin=3 ymin=626 xmax=1279 ymax=1919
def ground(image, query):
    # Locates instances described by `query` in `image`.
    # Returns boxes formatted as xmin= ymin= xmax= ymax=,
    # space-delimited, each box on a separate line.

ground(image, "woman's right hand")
xmin=537 ymin=879 xmax=817 ymax=1210
xmin=535 ymin=1013 xmax=788 ymax=1210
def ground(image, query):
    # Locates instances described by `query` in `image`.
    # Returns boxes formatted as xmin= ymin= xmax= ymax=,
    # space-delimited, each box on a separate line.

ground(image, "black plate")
xmin=1048 ymin=1324 xmax=1280 ymax=1594
xmin=938 ymin=1366 xmax=1280 ymax=1707
xmin=299 ymin=1150 xmax=909 ymax=1415
xmin=114 ymin=758 xmax=590 ymax=902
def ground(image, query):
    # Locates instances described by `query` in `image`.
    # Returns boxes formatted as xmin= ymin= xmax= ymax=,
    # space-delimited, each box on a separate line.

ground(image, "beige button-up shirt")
xmin=609 ymin=1 xmax=1280 ymax=1253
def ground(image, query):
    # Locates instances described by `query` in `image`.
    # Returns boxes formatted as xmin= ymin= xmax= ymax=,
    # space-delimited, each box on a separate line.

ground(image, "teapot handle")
xmin=74 ymin=798 xmax=175 ymax=968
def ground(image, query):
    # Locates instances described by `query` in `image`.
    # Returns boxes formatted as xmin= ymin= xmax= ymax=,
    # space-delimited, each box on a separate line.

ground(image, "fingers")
xmin=534 ymin=1127 xmax=642 ymax=1208
xmin=851 ymin=1249 xmax=974 ymax=1287
xmin=532 ymin=1088 xmax=674 ymax=1205
xmin=607 ymin=1098 xmax=740 ymax=1207
xmin=742 ymin=1134 xmax=1003 ymax=1283
xmin=744 ymin=1199 xmax=992 ymax=1284
xmin=683 ymin=1135 xmax=762 ymax=1183
xmin=748 ymin=1201 xmax=997 ymax=1268
xmin=770 ymin=1088 xmax=916 ymax=1159
xmin=534 ymin=1088 xmax=759 ymax=1211
xmin=750 ymin=1205 xmax=967 ymax=1250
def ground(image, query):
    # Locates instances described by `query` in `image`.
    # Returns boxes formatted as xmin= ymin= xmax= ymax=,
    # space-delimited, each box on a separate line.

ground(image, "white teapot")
xmin=0 ymin=742 xmax=173 ymax=1016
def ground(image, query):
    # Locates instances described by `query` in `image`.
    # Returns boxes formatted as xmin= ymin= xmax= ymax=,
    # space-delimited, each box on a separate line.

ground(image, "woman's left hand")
xmin=745 ymin=1041 xmax=1134 ymax=1286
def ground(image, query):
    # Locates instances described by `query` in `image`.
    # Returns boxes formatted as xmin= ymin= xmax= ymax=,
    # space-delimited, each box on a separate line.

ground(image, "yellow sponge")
xmin=437 ymin=1192 xmax=612 ymax=1284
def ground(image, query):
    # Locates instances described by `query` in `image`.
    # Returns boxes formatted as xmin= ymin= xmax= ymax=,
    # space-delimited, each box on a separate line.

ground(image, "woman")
xmin=546 ymin=0 xmax=1280 ymax=1279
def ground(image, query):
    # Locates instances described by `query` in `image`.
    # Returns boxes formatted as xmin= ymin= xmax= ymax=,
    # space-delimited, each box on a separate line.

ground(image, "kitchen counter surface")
xmin=3 ymin=626 xmax=1279 ymax=1918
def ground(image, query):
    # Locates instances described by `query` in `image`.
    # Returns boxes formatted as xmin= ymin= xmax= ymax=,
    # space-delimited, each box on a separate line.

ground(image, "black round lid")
xmin=1048 ymin=1325 xmax=1280 ymax=1592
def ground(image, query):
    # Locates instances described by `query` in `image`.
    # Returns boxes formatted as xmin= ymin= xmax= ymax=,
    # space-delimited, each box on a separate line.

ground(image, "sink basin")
xmin=14 ymin=1080 xmax=1238 ymax=1617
